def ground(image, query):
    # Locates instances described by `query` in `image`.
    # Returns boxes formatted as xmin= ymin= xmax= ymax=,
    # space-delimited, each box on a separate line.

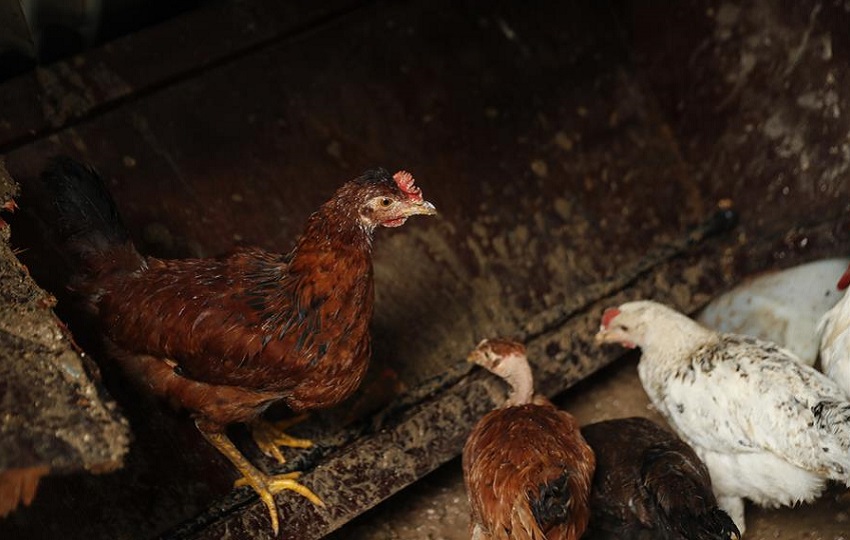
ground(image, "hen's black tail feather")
xmin=530 ymin=470 xmax=572 ymax=531
xmin=42 ymin=157 xmax=143 ymax=278
xmin=674 ymin=507 xmax=740 ymax=540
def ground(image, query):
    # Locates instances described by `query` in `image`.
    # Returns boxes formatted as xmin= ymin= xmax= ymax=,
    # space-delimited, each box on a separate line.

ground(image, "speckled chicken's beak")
xmin=594 ymin=328 xmax=611 ymax=344
xmin=595 ymin=323 xmax=622 ymax=346
xmin=595 ymin=324 xmax=636 ymax=349
xmin=594 ymin=307 xmax=619 ymax=344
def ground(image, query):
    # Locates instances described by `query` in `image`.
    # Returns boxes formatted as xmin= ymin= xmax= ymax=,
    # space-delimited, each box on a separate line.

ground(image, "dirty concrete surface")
xmin=0 ymin=0 xmax=849 ymax=538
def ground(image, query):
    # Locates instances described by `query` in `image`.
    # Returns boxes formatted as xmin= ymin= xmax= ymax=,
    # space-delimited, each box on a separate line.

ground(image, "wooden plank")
xmin=0 ymin=0 xmax=368 ymax=151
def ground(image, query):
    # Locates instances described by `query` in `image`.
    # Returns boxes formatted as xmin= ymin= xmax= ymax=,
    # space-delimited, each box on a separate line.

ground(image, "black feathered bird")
xmin=582 ymin=417 xmax=739 ymax=540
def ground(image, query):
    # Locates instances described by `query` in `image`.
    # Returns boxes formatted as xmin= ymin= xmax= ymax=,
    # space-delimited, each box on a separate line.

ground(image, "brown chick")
xmin=581 ymin=417 xmax=740 ymax=540
xmin=463 ymin=338 xmax=595 ymax=540
xmin=42 ymin=158 xmax=436 ymax=535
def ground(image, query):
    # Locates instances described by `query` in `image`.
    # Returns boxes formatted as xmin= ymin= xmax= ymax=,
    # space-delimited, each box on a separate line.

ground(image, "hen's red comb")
xmin=601 ymin=308 xmax=620 ymax=328
xmin=838 ymin=264 xmax=850 ymax=291
xmin=393 ymin=170 xmax=423 ymax=202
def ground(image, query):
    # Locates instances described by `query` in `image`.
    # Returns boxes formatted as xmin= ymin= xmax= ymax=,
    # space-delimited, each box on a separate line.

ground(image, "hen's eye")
xmin=380 ymin=198 xmax=392 ymax=207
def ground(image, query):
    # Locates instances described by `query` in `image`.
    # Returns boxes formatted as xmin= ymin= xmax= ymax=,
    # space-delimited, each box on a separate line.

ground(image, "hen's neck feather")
xmin=641 ymin=311 xmax=715 ymax=366
xmin=494 ymin=356 xmax=534 ymax=407
xmin=254 ymin=195 xmax=374 ymax=322
xmin=293 ymin=198 xmax=374 ymax=257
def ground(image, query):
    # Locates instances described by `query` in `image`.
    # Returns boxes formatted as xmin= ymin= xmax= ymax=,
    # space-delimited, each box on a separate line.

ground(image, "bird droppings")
xmin=552 ymin=198 xmax=571 ymax=221
xmin=326 ymin=140 xmax=342 ymax=160
xmin=553 ymin=132 xmax=574 ymax=151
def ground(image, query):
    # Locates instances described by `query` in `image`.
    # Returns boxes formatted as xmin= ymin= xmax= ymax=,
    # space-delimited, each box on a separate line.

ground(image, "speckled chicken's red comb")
xmin=393 ymin=170 xmax=423 ymax=202
xmin=601 ymin=307 xmax=620 ymax=328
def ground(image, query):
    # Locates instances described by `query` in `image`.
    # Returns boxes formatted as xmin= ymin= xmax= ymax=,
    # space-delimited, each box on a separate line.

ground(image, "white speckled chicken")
xmin=817 ymin=262 xmax=850 ymax=397
xmin=595 ymin=301 xmax=850 ymax=535
xmin=463 ymin=339 xmax=596 ymax=540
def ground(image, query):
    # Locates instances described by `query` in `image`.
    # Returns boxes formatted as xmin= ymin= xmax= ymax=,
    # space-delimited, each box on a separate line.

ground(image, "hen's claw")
xmin=234 ymin=470 xmax=325 ymax=536
xmin=198 ymin=426 xmax=323 ymax=537
xmin=251 ymin=416 xmax=313 ymax=464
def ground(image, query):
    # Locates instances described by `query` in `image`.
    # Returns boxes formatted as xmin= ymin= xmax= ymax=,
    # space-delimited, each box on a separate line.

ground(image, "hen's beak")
xmin=402 ymin=199 xmax=437 ymax=217
xmin=466 ymin=339 xmax=489 ymax=364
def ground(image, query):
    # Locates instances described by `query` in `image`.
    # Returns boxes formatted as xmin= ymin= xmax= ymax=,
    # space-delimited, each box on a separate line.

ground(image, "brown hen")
xmin=463 ymin=339 xmax=595 ymax=540
xmin=43 ymin=158 xmax=436 ymax=535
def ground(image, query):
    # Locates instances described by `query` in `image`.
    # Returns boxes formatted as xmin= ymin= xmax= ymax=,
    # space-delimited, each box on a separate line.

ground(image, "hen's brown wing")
xmin=93 ymin=247 xmax=308 ymax=388
xmin=463 ymin=401 xmax=595 ymax=540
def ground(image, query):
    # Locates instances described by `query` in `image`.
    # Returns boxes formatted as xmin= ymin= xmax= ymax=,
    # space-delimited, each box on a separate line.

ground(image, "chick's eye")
xmin=380 ymin=198 xmax=392 ymax=207
xmin=617 ymin=324 xmax=630 ymax=332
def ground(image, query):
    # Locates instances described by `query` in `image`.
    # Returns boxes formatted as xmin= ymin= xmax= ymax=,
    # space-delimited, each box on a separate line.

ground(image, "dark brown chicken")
xmin=581 ymin=417 xmax=739 ymax=540
xmin=43 ymin=157 xmax=436 ymax=535
xmin=463 ymin=339 xmax=595 ymax=540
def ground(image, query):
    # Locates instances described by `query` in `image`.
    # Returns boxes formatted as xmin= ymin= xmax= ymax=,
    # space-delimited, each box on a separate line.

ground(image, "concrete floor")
xmin=333 ymin=355 xmax=850 ymax=540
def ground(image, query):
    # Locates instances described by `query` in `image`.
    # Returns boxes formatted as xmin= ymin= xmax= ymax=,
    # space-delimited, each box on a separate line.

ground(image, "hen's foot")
xmin=198 ymin=426 xmax=323 ymax=536
xmin=234 ymin=469 xmax=325 ymax=535
xmin=251 ymin=416 xmax=313 ymax=464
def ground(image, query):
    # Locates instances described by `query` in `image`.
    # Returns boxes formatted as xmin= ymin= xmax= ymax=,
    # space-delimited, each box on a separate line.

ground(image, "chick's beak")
xmin=402 ymin=199 xmax=437 ymax=217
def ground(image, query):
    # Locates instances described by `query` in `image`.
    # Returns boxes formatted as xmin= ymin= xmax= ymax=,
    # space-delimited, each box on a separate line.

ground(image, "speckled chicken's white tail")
xmin=811 ymin=400 xmax=850 ymax=482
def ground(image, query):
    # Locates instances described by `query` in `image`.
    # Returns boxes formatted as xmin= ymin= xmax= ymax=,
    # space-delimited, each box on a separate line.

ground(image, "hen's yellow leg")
xmin=199 ymin=427 xmax=324 ymax=536
xmin=251 ymin=415 xmax=313 ymax=464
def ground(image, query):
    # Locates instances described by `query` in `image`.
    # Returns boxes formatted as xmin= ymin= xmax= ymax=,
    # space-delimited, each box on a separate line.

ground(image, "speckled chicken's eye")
xmin=380 ymin=198 xmax=392 ymax=207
